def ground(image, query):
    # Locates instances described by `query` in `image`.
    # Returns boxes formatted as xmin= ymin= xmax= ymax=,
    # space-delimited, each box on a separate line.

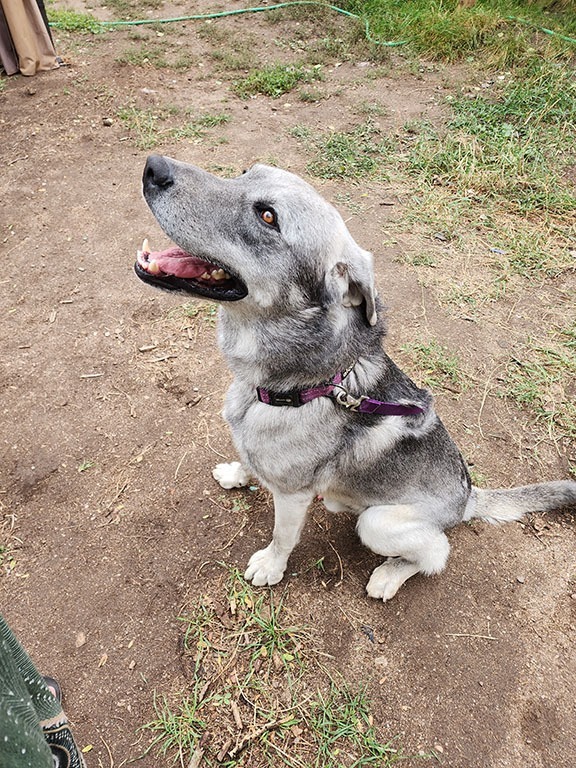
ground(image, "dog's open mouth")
xmin=134 ymin=239 xmax=247 ymax=301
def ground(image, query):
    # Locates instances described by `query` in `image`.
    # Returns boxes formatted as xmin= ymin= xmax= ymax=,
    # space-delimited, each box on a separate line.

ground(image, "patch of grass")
xmin=117 ymin=106 xmax=162 ymax=149
xmin=299 ymin=87 xmax=326 ymax=103
xmin=307 ymin=682 xmax=400 ymax=768
xmin=502 ymin=323 xmax=576 ymax=441
xmin=342 ymin=0 xmax=576 ymax=64
xmin=170 ymin=114 xmax=230 ymax=142
xmin=102 ymin=0 xmax=163 ymax=20
xmin=291 ymin=120 xmax=392 ymax=180
xmin=117 ymin=107 xmax=229 ymax=150
xmin=333 ymin=191 xmax=367 ymax=216
xmin=47 ymin=8 xmax=102 ymax=33
xmin=234 ymin=63 xmax=322 ymax=99
xmin=116 ymin=43 xmax=194 ymax=70
xmin=170 ymin=300 xmax=218 ymax=327
xmin=401 ymin=340 xmax=467 ymax=393
xmin=487 ymin=225 xmax=575 ymax=279
xmin=141 ymin=566 xmax=401 ymax=767
xmin=355 ymin=100 xmax=388 ymax=117
xmin=403 ymin=60 xmax=576 ymax=215
xmin=399 ymin=184 xmax=575 ymax=289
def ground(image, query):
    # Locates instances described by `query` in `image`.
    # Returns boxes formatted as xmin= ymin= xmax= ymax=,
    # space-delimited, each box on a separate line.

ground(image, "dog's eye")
xmin=255 ymin=204 xmax=279 ymax=230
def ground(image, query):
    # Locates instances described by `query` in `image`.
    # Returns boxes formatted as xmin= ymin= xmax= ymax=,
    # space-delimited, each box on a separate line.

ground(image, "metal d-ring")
xmin=333 ymin=386 xmax=367 ymax=412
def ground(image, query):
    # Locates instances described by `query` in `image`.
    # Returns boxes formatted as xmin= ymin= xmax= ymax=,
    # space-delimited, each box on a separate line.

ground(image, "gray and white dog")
xmin=135 ymin=155 xmax=576 ymax=602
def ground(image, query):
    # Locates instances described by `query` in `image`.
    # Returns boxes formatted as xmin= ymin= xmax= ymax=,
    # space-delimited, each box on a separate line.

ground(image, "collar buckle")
xmin=257 ymin=387 xmax=303 ymax=407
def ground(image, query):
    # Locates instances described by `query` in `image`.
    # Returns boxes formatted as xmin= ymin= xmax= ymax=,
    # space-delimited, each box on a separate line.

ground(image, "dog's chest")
xmin=223 ymin=384 xmax=341 ymax=491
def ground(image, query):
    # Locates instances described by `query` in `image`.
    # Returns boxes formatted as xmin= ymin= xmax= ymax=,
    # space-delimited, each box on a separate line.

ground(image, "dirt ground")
xmin=1 ymin=3 xmax=575 ymax=767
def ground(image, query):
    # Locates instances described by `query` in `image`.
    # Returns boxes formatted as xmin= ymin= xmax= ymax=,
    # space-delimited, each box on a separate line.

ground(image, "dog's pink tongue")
xmin=150 ymin=247 xmax=211 ymax=278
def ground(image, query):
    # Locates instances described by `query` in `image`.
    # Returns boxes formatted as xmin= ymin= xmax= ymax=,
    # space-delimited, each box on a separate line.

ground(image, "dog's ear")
xmin=329 ymin=248 xmax=377 ymax=326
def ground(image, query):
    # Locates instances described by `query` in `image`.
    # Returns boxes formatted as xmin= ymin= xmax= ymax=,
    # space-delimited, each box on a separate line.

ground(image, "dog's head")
xmin=136 ymin=156 xmax=377 ymax=326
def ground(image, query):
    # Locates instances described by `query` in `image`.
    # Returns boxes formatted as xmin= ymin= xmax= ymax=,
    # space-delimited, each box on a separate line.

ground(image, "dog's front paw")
xmin=244 ymin=545 xmax=286 ymax=587
xmin=212 ymin=462 xmax=250 ymax=490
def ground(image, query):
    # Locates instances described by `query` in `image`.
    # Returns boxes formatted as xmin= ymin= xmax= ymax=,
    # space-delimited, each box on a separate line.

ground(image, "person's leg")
xmin=0 ymin=615 xmax=54 ymax=768
xmin=0 ymin=616 xmax=86 ymax=768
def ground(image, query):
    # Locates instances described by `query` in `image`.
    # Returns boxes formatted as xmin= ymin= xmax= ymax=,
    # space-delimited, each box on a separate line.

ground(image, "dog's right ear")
xmin=328 ymin=248 xmax=377 ymax=326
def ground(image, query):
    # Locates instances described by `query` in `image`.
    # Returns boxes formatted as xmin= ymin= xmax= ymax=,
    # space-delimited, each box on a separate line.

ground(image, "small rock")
xmin=75 ymin=631 xmax=87 ymax=648
xmin=433 ymin=231 xmax=448 ymax=242
xmin=434 ymin=744 xmax=444 ymax=754
xmin=102 ymin=117 xmax=113 ymax=127
xmin=516 ymin=576 xmax=525 ymax=584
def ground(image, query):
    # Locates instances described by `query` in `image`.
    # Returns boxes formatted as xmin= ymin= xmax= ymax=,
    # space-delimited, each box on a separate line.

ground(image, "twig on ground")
xmin=174 ymin=451 xmax=189 ymax=480
xmin=143 ymin=354 xmax=179 ymax=363
xmin=187 ymin=746 xmax=204 ymax=768
xmin=228 ymin=717 xmax=293 ymax=759
xmin=216 ymin=517 xmax=248 ymax=552
xmin=230 ymin=700 xmax=244 ymax=730
xmin=216 ymin=739 xmax=232 ymax=762
xmin=327 ymin=539 xmax=344 ymax=585
xmin=99 ymin=734 xmax=115 ymax=768
xmin=446 ymin=632 xmax=497 ymax=640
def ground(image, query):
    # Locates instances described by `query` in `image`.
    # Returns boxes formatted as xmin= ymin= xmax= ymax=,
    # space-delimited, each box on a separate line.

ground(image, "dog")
xmin=135 ymin=155 xmax=576 ymax=602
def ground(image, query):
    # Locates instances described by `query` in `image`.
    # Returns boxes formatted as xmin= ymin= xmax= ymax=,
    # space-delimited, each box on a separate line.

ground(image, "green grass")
xmin=168 ymin=300 xmax=219 ymax=328
xmin=116 ymin=107 xmax=230 ymax=149
xmin=234 ymin=63 xmax=323 ymax=99
xmin=116 ymin=43 xmax=194 ymax=70
xmin=142 ymin=566 xmax=400 ymax=767
xmin=341 ymin=0 xmax=576 ymax=63
xmin=386 ymin=56 xmax=576 ymax=286
xmin=47 ymin=8 xmax=102 ymax=33
xmin=402 ymin=65 xmax=576 ymax=215
xmin=307 ymin=683 xmax=400 ymax=768
xmin=401 ymin=340 xmax=467 ymax=393
xmin=100 ymin=0 xmax=163 ymax=20
xmin=502 ymin=323 xmax=576 ymax=441
xmin=291 ymin=120 xmax=392 ymax=180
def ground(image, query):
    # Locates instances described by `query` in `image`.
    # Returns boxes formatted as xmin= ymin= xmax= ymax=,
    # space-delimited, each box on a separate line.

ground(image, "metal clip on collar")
xmin=333 ymin=387 xmax=367 ymax=412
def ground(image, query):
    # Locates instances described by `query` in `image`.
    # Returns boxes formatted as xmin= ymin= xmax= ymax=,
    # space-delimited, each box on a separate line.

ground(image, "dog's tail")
xmin=463 ymin=480 xmax=576 ymax=524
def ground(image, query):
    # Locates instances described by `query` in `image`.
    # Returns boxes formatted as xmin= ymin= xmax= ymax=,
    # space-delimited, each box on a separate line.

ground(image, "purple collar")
xmin=256 ymin=372 xmax=425 ymax=417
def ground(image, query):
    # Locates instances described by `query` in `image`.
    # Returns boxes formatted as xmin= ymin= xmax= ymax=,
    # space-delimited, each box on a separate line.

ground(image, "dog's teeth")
xmin=148 ymin=260 xmax=161 ymax=275
xmin=200 ymin=271 xmax=210 ymax=280
xmin=142 ymin=238 xmax=150 ymax=255
xmin=212 ymin=269 xmax=226 ymax=281
xmin=223 ymin=271 xmax=231 ymax=280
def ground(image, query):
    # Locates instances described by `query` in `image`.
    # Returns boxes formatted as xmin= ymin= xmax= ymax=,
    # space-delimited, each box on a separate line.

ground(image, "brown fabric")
xmin=0 ymin=4 xmax=19 ymax=75
xmin=0 ymin=0 xmax=58 ymax=76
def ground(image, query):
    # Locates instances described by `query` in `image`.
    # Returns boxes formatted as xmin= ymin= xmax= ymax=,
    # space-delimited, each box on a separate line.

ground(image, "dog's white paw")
xmin=244 ymin=545 xmax=286 ymax=587
xmin=212 ymin=462 xmax=250 ymax=490
xmin=366 ymin=559 xmax=419 ymax=602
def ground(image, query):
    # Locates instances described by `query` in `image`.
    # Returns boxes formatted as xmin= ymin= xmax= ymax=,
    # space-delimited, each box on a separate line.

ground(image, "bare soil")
xmin=1 ymin=4 xmax=575 ymax=767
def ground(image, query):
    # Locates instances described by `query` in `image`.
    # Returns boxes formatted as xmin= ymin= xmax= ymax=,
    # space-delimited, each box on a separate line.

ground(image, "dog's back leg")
xmin=357 ymin=505 xmax=450 ymax=602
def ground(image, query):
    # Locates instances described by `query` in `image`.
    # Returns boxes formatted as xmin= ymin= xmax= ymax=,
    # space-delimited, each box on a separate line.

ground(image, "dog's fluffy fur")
xmin=137 ymin=156 xmax=576 ymax=601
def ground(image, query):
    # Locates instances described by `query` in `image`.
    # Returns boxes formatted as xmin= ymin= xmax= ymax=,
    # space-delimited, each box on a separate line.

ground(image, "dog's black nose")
xmin=143 ymin=155 xmax=174 ymax=189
